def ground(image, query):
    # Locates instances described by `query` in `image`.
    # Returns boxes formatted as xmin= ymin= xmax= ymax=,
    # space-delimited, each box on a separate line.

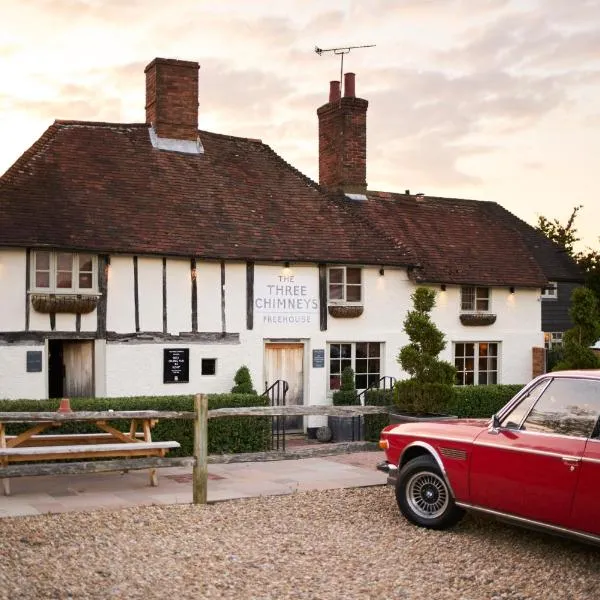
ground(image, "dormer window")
xmin=328 ymin=267 xmax=362 ymax=304
xmin=461 ymin=286 xmax=490 ymax=312
xmin=32 ymin=251 xmax=97 ymax=293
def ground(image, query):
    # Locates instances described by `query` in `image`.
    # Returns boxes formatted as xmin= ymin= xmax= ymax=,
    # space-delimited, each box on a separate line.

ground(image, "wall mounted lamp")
xmin=379 ymin=267 xmax=385 ymax=276
xmin=284 ymin=261 xmax=290 ymax=269
xmin=440 ymin=284 xmax=446 ymax=292
xmin=509 ymin=286 xmax=515 ymax=294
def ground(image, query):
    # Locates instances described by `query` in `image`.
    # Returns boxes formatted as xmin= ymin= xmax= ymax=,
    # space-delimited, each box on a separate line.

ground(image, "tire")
xmin=395 ymin=455 xmax=464 ymax=530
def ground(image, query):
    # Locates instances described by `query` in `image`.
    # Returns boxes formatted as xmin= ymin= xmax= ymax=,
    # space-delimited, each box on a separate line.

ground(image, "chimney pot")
xmin=344 ymin=72 xmax=356 ymax=98
xmin=329 ymin=81 xmax=341 ymax=103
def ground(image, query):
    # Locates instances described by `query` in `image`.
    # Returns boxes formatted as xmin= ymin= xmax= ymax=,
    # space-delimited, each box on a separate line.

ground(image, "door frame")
xmin=263 ymin=339 xmax=307 ymax=431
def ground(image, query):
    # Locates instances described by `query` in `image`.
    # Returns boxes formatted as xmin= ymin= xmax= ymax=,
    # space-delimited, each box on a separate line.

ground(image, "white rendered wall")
xmin=166 ymin=259 xmax=191 ymax=334
xmin=197 ymin=262 xmax=222 ymax=332
xmin=104 ymin=342 xmax=244 ymax=397
xmin=0 ymin=249 xmax=26 ymax=332
xmin=0 ymin=344 xmax=46 ymax=399
xmin=137 ymin=257 xmax=163 ymax=332
xmin=106 ymin=256 xmax=136 ymax=333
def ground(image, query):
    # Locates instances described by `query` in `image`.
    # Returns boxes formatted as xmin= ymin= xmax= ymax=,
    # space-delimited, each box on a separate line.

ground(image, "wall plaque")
xmin=26 ymin=350 xmax=43 ymax=373
xmin=163 ymin=348 xmax=189 ymax=383
xmin=312 ymin=348 xmax=325 ymax=368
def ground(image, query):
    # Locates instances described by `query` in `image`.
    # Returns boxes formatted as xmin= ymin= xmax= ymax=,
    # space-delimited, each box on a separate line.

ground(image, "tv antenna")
xmin=315 ymin=44 xmax=375 ymax=94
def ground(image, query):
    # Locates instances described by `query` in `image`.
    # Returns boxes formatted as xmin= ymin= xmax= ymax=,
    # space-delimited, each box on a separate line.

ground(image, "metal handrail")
xmin=262 ymin=379 xmax=289 ymax=451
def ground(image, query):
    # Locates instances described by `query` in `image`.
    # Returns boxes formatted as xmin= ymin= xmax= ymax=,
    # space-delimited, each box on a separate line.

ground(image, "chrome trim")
xmin=487 ymin=428 xmax=589 ymax=442
xmin=473 ymin=441 xmax=581 ymax=461
xmin=582 ymin=456 xmax=600 ymax=465
xmin=439 ymin=447 xmax=467 ymax=461
xmin=400 ymin=441 xmax=456 ymax=498
xmin=455 ymin=502 xmax=600 ymax=545
xmin=393 ymin=432 xmax=473 ymax=445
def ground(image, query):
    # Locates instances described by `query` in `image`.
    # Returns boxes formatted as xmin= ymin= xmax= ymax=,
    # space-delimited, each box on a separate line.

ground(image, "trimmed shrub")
xmin=332 ymin=366 xmax=358 ymax=406
xmin=231 ymin=366 xmax=257 ymax=395
xmin=364 ymin=389 xmax=393 ymax=441
xmin=0 ymin=394 xmax=271 ymax=456
xmin=394 ymin=380 xmax=456 ymax=415
xmin=447 ymin=384 xmax=523 ymax=418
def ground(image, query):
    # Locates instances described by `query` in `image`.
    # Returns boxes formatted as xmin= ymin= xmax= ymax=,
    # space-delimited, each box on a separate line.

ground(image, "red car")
xmin=377 ymin=370 xmax=600 ymax=545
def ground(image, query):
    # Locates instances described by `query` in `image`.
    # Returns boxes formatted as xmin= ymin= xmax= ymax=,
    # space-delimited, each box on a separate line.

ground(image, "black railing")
xmin=352 ymin=376 xmax=397 ymax=440
xmin=262 ymin=379 xmax=289 ymax=451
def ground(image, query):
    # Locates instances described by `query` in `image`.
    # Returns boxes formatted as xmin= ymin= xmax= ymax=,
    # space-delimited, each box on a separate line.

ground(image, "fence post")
xmin=193 ymin=393 xmax=208 ymax=504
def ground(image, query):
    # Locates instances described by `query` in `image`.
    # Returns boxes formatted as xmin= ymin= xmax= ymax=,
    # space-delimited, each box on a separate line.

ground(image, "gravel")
xmin=1 ymin=486 xmax=598 ymax=600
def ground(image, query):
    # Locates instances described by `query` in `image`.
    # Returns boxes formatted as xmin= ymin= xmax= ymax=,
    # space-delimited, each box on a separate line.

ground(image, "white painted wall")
xmin=104 ymin=342 xmax=244 ymax=397
xmin=107 ymin=256 xmax=135 ymax=333
xmin=137 ymin=257 xmax=163 ymax=332
xmin=0 ymin=249 xmax=26 ymax=332
xmin=166 ymin=259 xmax=191 ymax=334
xmin=197 ymin=261 xmax=222 ymax=332
xmin=0 ymin=344 xmax=46 ymax=399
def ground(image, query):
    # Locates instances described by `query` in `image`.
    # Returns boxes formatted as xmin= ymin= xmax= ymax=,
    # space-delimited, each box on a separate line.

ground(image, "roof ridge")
xmin=55 ymin=120 xmax=149 ymax=129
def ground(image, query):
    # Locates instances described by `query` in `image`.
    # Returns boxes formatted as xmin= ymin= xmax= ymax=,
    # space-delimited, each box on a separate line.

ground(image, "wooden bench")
xmin=0 ymin=411 xmax=184 ymax=495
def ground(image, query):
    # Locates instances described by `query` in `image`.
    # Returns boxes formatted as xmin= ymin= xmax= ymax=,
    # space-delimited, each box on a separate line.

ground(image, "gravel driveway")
xmin=1 ymin=486 xmax=598 ymax=600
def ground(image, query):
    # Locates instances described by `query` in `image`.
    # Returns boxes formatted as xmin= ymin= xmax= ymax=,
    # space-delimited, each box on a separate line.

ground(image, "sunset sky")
xmin=2 ymin=0 xmax=599 ymax=250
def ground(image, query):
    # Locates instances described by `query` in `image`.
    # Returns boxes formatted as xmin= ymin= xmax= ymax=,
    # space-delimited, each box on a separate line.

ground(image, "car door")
xmin=470 ymin=376 xmax=596 ymax=528
xmin=569 ymin=419 xmax=600 ymax=536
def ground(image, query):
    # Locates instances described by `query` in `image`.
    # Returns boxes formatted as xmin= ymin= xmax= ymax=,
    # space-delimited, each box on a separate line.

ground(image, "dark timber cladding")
xmin=162 ymin=257 xmax=167 ymax=334
xmin=319 ymin=264 xmax=327 ymax=331
xmin=246 ymin=261 xmax=254 ymax=330
xmin=25 ymin=248 xmax=30 ymax=331
xmin=220 ymin=261 xmax=226 ymax=334
xmin=191 ymin=258 xmax=197 ymax=333
xmin=96 ymin=255 xmax=109 ymax=337
xmin=133 ymin=256 xmax=140 ymax=332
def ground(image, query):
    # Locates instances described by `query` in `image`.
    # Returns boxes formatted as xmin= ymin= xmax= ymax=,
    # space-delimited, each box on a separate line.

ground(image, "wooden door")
xmin=265 ymin=343 xmax=304 ymax=431
xmin=63 ymin=341 xmax=94 ymax=397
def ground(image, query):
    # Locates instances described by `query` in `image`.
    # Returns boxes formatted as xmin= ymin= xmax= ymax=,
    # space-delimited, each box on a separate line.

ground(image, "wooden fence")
xmin=0 ymin=394 xmax=390 ymax=504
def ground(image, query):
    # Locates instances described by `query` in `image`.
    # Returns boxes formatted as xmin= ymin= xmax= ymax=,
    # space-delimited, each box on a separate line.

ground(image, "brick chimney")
xmin=317 ymin=72 xmax=368 ymax=194
xmin=145 ymin=58 xmax=199 ymax=141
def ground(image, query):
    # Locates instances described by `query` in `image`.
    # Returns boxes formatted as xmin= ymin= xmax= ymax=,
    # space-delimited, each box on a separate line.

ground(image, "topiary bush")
xmin=231 ymin=365 xmax=257 ymax=395
xmin=332 ymin=366 xmax=358 ymax=406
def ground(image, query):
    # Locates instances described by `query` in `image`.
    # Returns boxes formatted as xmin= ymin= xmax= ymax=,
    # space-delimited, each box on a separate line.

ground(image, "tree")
xmin=397 ymin=287 xmax=456 ymax=384
xmin=536 ymin=205 xmax=600 ymax=311
xmin=231 ymin=365 xmax=257 ymax=394
xmin=553 ymin=287 xmax=600 ymax=371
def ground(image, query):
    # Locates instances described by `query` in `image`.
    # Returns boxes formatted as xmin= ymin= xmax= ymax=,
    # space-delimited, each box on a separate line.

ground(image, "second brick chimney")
xmin=145 ymin=58 xmax=199 ymax=141
xmin=317 ymin=72 xmax=368 ymax=194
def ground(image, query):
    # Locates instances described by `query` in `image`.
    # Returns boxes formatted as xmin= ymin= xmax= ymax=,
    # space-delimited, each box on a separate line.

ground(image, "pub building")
xmin=0 ymin=58 xmax=579 ymax=435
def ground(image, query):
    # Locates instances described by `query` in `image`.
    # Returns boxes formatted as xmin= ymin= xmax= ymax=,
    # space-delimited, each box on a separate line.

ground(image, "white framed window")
xmin=461 ymin=286 xmax=490 ymax=312
xmin=32 ymin=251 xmax=97 ymax=293
xmin=541 ymin=282 xmax=558 ymax=299
xmin=544 ymin=332 xmax=563 ymax=350
xmin=328 ymin=267 xmax=362 ymax=304
xmin=454 ymin=342 xmax=499 ymax=385
xmin=328 ymin=342 xmax=381 ymax=390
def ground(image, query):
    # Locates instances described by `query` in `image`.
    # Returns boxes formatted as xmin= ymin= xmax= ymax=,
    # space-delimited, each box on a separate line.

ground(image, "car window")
xmin=500 ymin=379 xmax=548 ymax=429
xmin=521 ymin=377 xmax=600 ymax=438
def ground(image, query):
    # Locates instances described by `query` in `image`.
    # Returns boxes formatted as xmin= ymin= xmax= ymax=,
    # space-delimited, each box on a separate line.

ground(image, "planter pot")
xmin=388 ymin=410 xmax=458 ymax=425
xmin=328 ymin=415 xmax=364 ymax=442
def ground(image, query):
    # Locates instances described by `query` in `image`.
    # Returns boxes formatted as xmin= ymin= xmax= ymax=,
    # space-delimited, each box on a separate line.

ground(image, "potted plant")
xmin=328 ymin=366 xmax=361 ymax=441
xmin=392 ymin=287 xmax=457 ymax=424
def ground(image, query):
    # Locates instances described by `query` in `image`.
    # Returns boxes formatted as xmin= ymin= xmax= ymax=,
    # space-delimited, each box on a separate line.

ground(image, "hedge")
xmin=362 ymin=384 xmax=524 ymax=441
xmin=0 ymin=394 xmax=271 ymax=456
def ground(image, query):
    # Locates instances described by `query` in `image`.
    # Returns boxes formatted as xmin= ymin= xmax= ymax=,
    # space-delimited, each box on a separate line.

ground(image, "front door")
xmin=264 ymin=343 xmax=304 ymax=431
xmin=48 ymin=340 xmax=94 ymax=398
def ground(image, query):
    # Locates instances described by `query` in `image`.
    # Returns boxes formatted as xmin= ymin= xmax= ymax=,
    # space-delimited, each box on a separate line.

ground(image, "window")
xmin=541 ymin=282 xmax=557 ymax=299
xmin=544 ymin=332 xmax=563 ymax=351
xmin=460 ymin=286 xmax=490 ymax=312
xmin=328 ymin=342 xmax=381 ymax=390
xmin=201 ymin=358 xmax=216 ymax=376
xmin=328 ymin=267 xmax=362 ymax=304
xmin=521 ymin=378 xmax=600 ymax=437
xmin=454 ymin=342 xmax=499 ymax=385
xmin=32 ymin=251 xmax=97 ymax=293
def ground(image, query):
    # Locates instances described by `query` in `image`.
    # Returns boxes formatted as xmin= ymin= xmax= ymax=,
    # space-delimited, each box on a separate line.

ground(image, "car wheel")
xmin=395 ymin=455 xmax=464 ymax=530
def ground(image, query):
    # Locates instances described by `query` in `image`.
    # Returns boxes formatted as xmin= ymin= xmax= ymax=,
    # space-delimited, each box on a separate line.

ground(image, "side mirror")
xmin=489 ymin=414 xmax=501 ymax=435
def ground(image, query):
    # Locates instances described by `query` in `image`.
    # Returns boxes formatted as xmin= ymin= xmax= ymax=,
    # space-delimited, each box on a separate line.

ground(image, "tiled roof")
xmin=0 ymin=120 xmax=578 ymax=287
xmin=0 ymin=121 xmax=414 ymax=266
xmin=345 ymin=191 xmax=552 ymax=287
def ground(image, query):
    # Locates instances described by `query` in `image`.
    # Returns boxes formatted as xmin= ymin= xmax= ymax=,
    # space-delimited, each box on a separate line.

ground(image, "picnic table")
xmin=0 ymin=402 xmax=180 ymax=495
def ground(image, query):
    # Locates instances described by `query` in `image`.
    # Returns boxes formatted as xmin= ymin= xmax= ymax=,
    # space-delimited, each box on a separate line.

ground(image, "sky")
xmin=2 ymin=0 xmax=599 ymax=250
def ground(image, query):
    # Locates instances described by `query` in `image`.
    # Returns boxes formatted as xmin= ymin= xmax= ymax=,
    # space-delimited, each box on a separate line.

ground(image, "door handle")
xmin=561 ymin=457 xmax=581 ymax=472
